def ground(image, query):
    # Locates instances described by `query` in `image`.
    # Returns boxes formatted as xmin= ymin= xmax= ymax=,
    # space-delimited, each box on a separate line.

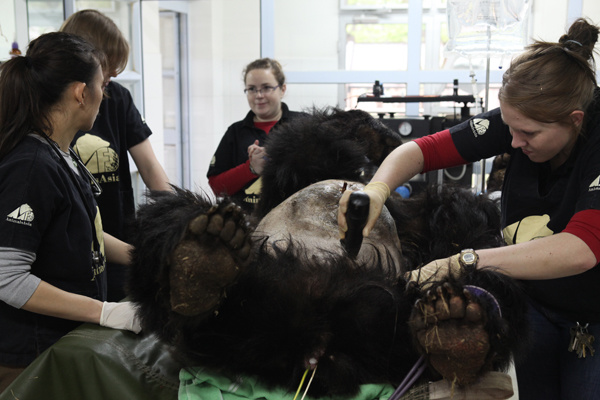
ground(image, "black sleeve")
xmin=449 ymin=108 xmax=514 ymax=162
xmin=207 ymin=124 xmax=243 ymax=178
xmin=112 ymin=83 xmax=153 ymax=149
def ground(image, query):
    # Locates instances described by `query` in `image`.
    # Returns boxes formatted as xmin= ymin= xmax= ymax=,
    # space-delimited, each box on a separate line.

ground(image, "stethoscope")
xmin=70 ymin=147 xmax=103 ymax=198
xmin=41 ymin=133 xmax=103 ymax=198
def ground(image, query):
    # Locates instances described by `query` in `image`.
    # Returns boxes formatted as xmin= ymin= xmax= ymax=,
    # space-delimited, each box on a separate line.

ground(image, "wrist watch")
xmin=458 ymin=249 xmax=479 ymax=268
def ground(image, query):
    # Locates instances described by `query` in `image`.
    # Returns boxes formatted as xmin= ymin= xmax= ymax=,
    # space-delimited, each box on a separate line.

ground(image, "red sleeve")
xmin=208 ymin=159 xmax=257 ymax=196
xmin=563 ymin=209 xmax=600 ymax=262
xmin=414 ymin=130 xmax=468 ymax=173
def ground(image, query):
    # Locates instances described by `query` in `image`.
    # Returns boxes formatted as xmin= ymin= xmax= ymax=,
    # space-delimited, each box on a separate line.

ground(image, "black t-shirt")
xmin=207 ymin=103 xmax=306 ymax=209
xmin=72 ymin=81 xmax=152 ymax=241
xmin=0 ymin=136 xmax=106 ymax=366
xmin=72 ymin=81 xmax=151 ymax=301
xmin=449 ymin=106 xmax=600 ymax=322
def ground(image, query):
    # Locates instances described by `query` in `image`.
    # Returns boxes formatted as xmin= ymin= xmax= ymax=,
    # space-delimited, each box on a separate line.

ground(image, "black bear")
xmin=127 ymin=108 xmax=526 ymax=398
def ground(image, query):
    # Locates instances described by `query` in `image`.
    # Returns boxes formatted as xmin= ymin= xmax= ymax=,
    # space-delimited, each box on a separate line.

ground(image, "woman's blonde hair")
xmin=60 ymin=9 xmax=129 ymax=75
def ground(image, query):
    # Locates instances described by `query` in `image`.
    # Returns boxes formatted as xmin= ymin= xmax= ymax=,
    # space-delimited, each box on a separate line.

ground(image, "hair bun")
xmin=23 ymin=56 xmax=33 ymax=68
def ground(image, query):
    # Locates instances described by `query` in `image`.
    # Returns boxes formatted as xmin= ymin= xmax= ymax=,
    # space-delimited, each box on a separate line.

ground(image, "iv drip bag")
xmin=445 ymin=0 xmax=531 ymax=57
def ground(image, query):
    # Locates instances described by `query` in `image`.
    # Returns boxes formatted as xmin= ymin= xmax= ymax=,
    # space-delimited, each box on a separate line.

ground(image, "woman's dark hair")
xmin=499 ymin=18 xmax=599 ymax=131
xmin=0 ymin=32 xmax=102 ymax=160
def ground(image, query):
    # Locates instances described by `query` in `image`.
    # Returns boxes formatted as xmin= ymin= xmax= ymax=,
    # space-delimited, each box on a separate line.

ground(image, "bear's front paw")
xmin=409 ymin=282 xmax=490 ymax=385
xmin=169 ymin=201 xmax=253 ymax=317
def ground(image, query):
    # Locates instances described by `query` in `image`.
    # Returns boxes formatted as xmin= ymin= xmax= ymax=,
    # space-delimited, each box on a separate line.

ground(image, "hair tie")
xmin=564 ymin=39 xmax=583 ymax=47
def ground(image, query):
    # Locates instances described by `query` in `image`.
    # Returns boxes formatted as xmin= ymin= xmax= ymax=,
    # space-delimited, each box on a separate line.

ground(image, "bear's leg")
xmin=169 ymin=201 xmax=253 ymax=317
xmin=409 ymin=282 xmax=492 ymax=385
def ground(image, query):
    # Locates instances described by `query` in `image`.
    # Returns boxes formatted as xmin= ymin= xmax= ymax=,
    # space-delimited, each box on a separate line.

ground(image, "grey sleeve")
xmin=0 ymin=247 xmax=41 ymax=308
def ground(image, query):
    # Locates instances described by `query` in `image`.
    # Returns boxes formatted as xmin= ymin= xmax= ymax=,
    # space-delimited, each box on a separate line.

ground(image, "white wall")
xmin=0 ymin=1 xmax=17 ymax=62
xmin=273 ymin=0 xmax=341 ymax=111
xmin=170 ymin=0 xmax=341 ymax=194
xmin=583 ymin=0 xmax=600 ymax=31
xmin=1 ymin=0 xmax=26 ymax=62
xmin=184 ymin=0 xmax=344 ymax=194
xmin=187 ymin=0 xmax=261 ymax=194
xmin=141 ymin=1 xmax=166 ymax=169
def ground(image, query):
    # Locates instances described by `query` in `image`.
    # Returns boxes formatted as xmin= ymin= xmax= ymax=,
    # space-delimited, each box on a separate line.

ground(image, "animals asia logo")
xmin=589 ymin=175 xmax=600 ymax=192
xmin=6 ymin=204 xmax=34 ymax=227
xmin=469 ymin=118 xmax=490 ymax=137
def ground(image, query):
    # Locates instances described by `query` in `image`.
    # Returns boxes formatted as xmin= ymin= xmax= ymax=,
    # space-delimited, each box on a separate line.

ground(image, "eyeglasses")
xmin=244 ymin=85 xmax=280 ymax=96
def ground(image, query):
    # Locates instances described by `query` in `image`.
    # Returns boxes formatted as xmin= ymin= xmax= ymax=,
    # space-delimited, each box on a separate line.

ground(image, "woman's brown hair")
xmin=243 ymin=58 xmax=286 ymax=86
xmin=499 ymin=18 xmax=598 ymax=130
xmin=60 ymin=9 xmax=129 ymax=75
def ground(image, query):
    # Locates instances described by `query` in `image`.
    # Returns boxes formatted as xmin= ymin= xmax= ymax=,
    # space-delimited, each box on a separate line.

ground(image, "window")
xmin=26 ymin=0 xmax=63 ymax=39
xmin=266 ymin=0 xmax=524 ymax=117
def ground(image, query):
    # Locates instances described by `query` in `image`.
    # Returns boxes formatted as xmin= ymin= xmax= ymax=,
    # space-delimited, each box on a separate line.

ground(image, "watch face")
xmin=462 ymin=252 xmax=476 ymax=264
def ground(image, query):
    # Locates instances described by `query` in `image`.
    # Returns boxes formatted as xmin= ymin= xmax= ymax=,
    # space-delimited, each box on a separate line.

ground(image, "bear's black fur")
xmin=387 ymin=185 xmax=506 ymax=268
xmin=127 ymin=107 xmax=527 ymax=398
xmin=255 ymin=107 xmax=505 ymax=268
xmin=255 ymin=107 xmax=403 ymax=218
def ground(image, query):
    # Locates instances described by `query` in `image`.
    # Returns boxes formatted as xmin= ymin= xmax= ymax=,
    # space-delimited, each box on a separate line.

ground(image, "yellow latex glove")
xmin=338 ymin=181 xmax=390 ymax=239
xmin=404 ymin=253 xmax=463 ymax=291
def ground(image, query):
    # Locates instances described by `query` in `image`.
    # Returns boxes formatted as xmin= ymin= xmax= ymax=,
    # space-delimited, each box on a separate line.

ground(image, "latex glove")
xmin=338 ymin=181 xmax=390 ymax=239
xmin=99 ymin=301 xmax=142 ymax=334
xmin=404 ymin=253 xmax=462 ymax=291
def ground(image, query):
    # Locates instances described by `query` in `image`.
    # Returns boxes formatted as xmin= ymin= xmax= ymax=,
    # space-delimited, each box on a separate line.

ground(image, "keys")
xmin=569 ymin=322 xmax=595 ymax=358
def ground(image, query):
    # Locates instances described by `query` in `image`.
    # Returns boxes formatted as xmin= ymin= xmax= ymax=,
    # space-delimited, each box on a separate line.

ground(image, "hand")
xmin=404 ymin=254 xmax=462 ymax=291
xmin=99 ymin=301 xmax=142 ymax=334
xmin=247 ymin=140 xmax=261 ymax=157
xmin=248 ymin=140 xmax=268 ymax=176
xmin=338 ymin=181 xmax=390 ymax=239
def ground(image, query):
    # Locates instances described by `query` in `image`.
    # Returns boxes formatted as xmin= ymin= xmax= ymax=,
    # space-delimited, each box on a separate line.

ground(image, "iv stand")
xmin=479 ymin=26 xmax=492 ymax=194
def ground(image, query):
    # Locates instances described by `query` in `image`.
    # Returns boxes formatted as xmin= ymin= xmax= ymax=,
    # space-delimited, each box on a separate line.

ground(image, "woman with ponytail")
xmin=339 ymin=18 xmax=600 ymax=399
xmin=0 ymin=32 xmax=140 ymax=393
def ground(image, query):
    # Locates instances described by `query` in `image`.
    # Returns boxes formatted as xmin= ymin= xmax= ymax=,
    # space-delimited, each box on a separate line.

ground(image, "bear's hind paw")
xmin=169 ymin=201 xmax=253 ymax=317
xmin=409 ymin=282 xmax=491 ymax=385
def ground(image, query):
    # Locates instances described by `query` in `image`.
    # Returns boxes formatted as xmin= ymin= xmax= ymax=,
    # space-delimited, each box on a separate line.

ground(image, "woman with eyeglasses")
xmin=207 ymin=58 xmax=306 ymax=211
xmin=0 ymin=32 xmax=140 ymax=393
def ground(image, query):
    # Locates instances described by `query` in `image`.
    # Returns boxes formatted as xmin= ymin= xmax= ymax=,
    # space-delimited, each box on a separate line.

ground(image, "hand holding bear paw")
xmin=405 ymin=253 xmax=464 ymax=291
xmin=99 ymin=301 xmax=142 ymax=334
